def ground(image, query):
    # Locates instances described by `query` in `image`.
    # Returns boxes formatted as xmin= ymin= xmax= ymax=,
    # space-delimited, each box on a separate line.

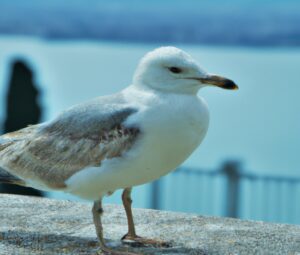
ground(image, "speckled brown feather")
xmin=0 ymin=124 xmax=139 ymax=189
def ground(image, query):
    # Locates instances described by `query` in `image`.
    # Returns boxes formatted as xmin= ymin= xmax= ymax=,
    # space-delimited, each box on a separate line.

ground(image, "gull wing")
xmin=0 ymin=93 xmax=140 ymax=190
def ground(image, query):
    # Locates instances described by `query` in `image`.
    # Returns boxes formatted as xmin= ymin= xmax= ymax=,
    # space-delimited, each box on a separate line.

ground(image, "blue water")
xmin=0 ymin=36 xmax=300 ymax=223
xmin=1 ymin=0 xmax=300 ymax=46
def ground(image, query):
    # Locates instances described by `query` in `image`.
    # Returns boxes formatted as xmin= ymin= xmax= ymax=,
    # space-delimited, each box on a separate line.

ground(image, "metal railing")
xmin=150 ymin=161 xmax=300 ymax=224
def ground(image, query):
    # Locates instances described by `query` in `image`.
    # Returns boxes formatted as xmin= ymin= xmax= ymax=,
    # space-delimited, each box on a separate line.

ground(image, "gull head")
xmin=133 ymin=46 xmax=238 ymax=94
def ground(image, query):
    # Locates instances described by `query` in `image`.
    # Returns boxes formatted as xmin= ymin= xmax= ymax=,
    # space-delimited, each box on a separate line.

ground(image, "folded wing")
xmin=0 ymin=94 xmax=140 ymax=190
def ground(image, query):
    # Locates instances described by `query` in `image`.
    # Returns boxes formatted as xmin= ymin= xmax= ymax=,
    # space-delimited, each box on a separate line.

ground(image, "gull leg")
xmin=122 ymin=188 xmax=137 ymax=237
xmin=92 ymin=199 xmax=140 ymax=255
xmin=121 ymin=187 xmax=171 ymax=248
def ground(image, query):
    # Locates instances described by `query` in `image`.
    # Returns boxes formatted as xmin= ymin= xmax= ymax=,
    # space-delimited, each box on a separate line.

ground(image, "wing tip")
xmin=0 ymin=167 xmax=25 ymax=186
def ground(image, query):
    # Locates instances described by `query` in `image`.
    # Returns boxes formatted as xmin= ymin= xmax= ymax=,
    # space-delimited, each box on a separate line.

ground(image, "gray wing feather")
xmin=42 ymin=93 xmax=135 ymax=137
xmin=0 ymin=93 xmax=140 ymax=189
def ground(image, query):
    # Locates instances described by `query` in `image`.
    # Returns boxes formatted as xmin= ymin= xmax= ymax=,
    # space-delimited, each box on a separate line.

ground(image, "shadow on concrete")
xmin=0 ymin=230 xmax=208 ymax=255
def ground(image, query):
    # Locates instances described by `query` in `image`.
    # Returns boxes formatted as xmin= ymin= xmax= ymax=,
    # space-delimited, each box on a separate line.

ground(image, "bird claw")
xmin=122 ymin=234 xmax=171 ymax=248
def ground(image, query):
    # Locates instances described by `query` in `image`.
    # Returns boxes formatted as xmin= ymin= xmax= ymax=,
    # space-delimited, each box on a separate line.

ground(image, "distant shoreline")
xmin=1 ymin=35 xmax=300 ymax=49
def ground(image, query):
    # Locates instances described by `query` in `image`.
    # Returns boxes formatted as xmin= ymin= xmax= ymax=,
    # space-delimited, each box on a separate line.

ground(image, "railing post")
xmin=221 ymin=161 xmax=242 ymax=218
xmin=150 ymin=179 xmax=161 ymax=210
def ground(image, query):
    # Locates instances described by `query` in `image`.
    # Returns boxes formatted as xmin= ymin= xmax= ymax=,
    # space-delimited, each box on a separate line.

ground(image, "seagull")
xmin=0 ymin=46 xmax=238 ymax=255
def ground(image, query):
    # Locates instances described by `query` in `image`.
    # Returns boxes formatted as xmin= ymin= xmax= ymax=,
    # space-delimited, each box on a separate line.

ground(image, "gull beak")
xmin=198 ymin=74 xmax=239 ymax=90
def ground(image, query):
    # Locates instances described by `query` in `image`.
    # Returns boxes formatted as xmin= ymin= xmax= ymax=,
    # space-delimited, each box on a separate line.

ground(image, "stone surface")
xmin=0 ymin=194 xmax=299 ymax=255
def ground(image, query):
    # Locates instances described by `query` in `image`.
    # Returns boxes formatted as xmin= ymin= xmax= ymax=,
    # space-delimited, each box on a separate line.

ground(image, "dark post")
xmin=150 ymin=179 xmax=161 ymax=210
xmin=221 ymin=161 xmax=242 ymax=218
xmin=0 ymin=59 xmax=43 ymax=197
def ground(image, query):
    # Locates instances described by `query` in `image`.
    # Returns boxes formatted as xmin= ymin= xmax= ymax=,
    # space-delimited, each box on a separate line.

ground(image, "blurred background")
xmin=0 ymin=0 xmax=300 ymax=224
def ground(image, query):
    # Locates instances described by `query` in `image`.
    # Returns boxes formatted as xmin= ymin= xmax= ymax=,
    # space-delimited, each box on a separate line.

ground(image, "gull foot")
xmin=122 ymin=234 xmax=171 ymax=248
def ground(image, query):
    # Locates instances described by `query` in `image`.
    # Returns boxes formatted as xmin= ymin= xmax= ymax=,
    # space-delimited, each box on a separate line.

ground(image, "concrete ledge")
xmin=0 ymin=194 xmax=299 ymax=255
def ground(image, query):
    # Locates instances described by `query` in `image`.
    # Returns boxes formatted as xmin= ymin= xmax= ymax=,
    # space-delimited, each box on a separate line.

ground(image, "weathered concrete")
xmin=0 ymin=194 xmax=299 ymax=255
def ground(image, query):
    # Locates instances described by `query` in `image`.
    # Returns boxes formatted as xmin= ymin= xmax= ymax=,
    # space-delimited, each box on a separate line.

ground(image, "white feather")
xmin=65 ymin=47 xmax=210 ymax=200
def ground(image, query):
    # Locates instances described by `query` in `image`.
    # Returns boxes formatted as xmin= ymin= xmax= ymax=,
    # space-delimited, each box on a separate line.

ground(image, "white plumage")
xmin=65 ymin=86 xmax=209 ymax=200
xmin=0 ymin=46 xmax=237 ymax=255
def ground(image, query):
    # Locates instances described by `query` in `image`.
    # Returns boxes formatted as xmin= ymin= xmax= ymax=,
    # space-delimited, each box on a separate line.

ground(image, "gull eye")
xmin=168 ymin=67 xmax=182 ymax=74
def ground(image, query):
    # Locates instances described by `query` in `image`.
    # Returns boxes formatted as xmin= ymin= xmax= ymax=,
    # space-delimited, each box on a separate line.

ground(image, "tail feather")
xmin=0 ymin=139 xmax=14 ymax=151
xmin=0 ymin=125 xmax=39 ymax=148
xmin=0 ymin=131 xmax=21 ymax=152
xmin=0 ymin=167 xmax=25 ymax=186
xmin=0 ymin=130 xmax=30 ymax=186
xmin=0 ymin=125 xmax=41 ymax=187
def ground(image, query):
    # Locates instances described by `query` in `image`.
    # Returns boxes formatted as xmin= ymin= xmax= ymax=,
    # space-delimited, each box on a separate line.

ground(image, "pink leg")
xmin=121 ymin=188 xmax=171 ymax=248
